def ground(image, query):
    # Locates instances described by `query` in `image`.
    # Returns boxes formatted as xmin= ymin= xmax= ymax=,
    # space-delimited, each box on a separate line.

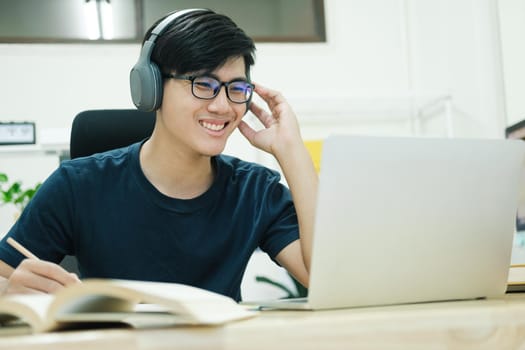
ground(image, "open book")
xmin=0 ymin=279 xmax=257 ymax=334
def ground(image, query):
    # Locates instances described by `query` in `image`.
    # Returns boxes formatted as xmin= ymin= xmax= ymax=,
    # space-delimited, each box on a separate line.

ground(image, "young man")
xmin=0 ymin=9 xmax=317 ymax=301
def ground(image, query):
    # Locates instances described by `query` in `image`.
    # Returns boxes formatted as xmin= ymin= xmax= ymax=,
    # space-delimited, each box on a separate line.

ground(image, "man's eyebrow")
xmin=193 ymin=71 xmax=249 ymax=82
xmin=229 ymin=76 xmax=250 ymax=82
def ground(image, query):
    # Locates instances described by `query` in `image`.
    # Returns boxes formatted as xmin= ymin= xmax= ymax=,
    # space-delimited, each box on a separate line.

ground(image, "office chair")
xmin=61 ymin=109 xmax=156 ymax=274
xmin=69 ymin=109 xmax=156 ymax=159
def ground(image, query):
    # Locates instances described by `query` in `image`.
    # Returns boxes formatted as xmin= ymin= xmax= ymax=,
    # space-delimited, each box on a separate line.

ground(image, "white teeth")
xmin=201 ymin=121 xmax=226 ymax=131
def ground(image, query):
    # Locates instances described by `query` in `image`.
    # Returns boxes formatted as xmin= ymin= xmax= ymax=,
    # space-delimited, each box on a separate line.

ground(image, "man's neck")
xmin=139 ymin=138 xmax=215 ymax=199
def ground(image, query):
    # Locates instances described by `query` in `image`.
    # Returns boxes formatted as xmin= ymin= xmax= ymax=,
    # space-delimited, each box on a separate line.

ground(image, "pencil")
xmin=6 ymin=237 xmax=40 ymax=260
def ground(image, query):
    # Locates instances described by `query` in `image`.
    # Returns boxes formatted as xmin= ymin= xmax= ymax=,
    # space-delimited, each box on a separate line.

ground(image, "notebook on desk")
xmin=257 ymin=135 xmax=525 ymax=310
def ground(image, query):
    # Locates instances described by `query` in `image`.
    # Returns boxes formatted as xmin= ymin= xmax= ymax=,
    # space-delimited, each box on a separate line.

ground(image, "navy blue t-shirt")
xmin=0 ymin=142 xmax=299 ymax=301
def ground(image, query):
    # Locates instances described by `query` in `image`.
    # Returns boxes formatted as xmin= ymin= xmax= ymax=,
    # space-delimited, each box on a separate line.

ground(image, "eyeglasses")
xmin=164 ymin=73 xmax=254 ymax=104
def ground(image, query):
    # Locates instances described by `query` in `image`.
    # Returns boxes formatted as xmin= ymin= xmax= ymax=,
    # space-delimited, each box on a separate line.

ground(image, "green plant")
xmin=0 ymin=172 xmax=41 ymax=212
xmin=255 ymin=274 xmax=308 ymax=299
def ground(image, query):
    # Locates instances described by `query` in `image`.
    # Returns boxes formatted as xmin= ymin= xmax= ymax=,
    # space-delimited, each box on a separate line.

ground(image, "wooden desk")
xmin=1 ymin=294 xmax=525 ymax=350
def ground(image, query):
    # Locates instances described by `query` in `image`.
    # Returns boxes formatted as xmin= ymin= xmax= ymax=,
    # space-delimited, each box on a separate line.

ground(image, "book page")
xmin=49 ymin=279 xmax=256 ymax=325
xmin=0 ymin=294 xmax=54 ymax=332
xmin=53 ymin=294 xmax=134 ymax=314
xmin=106 ymin=279 xmax=257 ymax=324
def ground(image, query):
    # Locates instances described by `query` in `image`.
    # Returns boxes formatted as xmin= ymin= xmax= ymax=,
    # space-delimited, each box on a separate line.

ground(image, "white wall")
xmin=0 ymin=0 xmax=514 ymax=298
xmin=0 ymin=0 xmax=507 ymax=140
xmin=498 ymin=0 xmax=525 ymax=126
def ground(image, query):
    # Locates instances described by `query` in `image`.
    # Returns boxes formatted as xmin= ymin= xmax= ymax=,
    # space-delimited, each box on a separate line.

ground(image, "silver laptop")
xmin=258 ymin=135 xmax=525 ymax=310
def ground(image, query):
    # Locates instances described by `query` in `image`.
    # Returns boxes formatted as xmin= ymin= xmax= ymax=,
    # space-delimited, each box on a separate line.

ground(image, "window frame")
xmin=0 ymin=0 xmax=325 ymax=44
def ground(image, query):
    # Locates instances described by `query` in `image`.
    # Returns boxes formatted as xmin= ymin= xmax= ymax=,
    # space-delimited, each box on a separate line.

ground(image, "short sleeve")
xmin=0 ymin=165 xmax=76 ymax=268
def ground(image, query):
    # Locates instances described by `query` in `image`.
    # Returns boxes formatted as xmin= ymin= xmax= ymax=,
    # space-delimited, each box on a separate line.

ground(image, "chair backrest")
xmin=69 ymin=109 xmax=156 ymax=159
xmin=63 ymin=109 xmax=155 ymax=275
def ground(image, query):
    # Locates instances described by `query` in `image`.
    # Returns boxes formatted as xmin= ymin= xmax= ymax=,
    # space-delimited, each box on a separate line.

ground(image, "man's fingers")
xmin=20 ymin=259 xmax=80 ymax=286
xmin=237 ymin=120 xmax=256 ymax=142
xmin=69 ymin=272 xmax=81 ymax=281
xmin=8 ymin=259 xmax=81 ymax=294
xmin=249 ymin=100 xmax=265 ymax=117
xmin=249 ymin=102 xmax=276 ymax=128
xmin=0 ymin=259 xmax=14 ymax=278
xmin=8 ymin=267 xmax=64 ymax=294
xmin=253 ymin=83 xmax=286 ymax=110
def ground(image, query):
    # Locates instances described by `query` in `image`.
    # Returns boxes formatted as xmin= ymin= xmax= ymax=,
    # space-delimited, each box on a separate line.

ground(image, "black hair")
xmin=144 ymin=9 xmax=256 ymax=79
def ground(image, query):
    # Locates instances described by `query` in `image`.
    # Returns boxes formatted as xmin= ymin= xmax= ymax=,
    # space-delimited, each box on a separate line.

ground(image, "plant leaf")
xmin=255 ymin=276 xmax=296 ymax=298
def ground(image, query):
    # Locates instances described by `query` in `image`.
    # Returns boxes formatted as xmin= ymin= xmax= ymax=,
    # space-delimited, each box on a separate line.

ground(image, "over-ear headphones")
xmin=130 ymin=9 xmax=203 ymax=112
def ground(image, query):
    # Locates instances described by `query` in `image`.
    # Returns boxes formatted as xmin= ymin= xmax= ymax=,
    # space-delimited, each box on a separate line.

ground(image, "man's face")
xmin=157 ymin=56 xmax=248 ymax=158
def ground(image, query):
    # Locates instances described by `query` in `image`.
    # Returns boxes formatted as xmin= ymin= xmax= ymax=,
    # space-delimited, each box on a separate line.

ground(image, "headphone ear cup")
xmin=130 ymin=9 xmax=204 ymax=112
xmin=130 ymin=60 xmax=163 ymax=112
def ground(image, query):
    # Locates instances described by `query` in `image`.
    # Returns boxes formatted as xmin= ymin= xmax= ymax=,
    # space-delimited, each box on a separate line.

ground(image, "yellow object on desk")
xmin=304 ymin=140 xmax=323 ymax=173
xmin=508 ymin=264 xmax=525 ymax=292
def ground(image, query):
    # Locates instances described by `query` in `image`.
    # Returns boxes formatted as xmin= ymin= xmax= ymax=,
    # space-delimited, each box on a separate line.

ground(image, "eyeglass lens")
xmin=192 ymin=77 xmax=253 ymax=103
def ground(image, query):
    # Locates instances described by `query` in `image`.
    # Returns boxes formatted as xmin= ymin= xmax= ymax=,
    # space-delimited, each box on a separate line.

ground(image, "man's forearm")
xmin=276 ymin=142 xmax=319 ymax=272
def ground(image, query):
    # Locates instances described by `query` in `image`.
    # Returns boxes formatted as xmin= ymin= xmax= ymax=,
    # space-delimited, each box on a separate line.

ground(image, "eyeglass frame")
xmin=163 ymin=73 xmax=255 ymax=104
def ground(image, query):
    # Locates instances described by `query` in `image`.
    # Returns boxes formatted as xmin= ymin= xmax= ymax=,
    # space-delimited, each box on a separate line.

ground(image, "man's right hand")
xmin=0 ymin=259 xmax=80 ymax=295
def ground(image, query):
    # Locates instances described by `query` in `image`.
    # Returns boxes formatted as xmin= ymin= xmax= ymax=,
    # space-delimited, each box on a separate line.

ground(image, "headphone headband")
xmin=130 ymin=9 xmax=205 ymax=112
xmin=148 ymin=8 xmax=205 ymax=42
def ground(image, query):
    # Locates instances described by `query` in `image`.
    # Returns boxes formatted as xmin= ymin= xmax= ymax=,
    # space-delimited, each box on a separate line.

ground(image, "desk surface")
xmin=1 ymin=293 xmax=525 ymax=350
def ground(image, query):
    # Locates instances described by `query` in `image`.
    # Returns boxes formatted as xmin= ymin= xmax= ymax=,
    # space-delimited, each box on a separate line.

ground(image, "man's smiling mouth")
xmin=200 ymin=121 xmax=229 ymax=131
